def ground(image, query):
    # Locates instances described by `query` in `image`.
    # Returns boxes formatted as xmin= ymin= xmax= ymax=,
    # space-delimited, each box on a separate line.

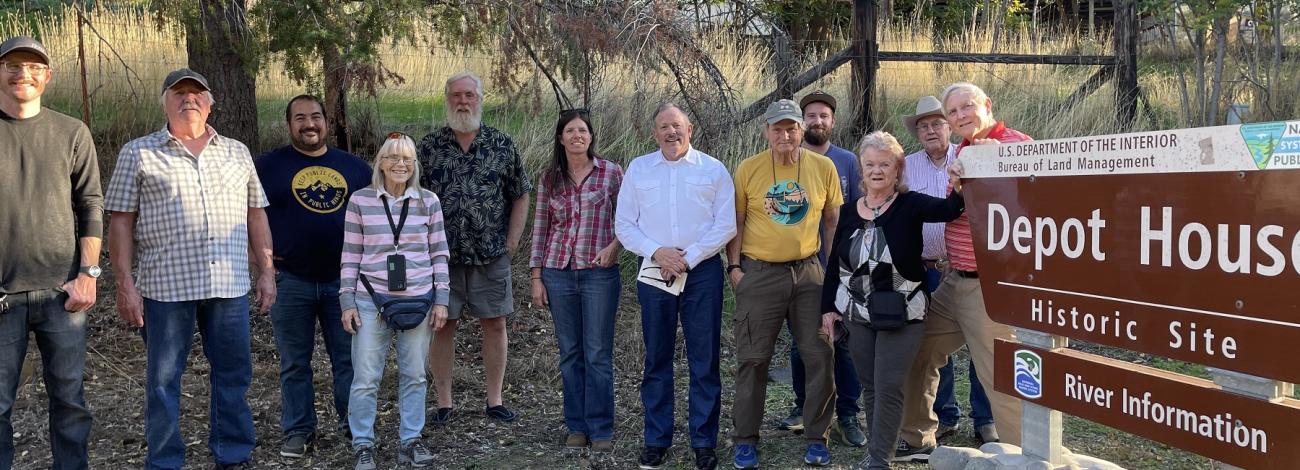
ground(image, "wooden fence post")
xmin=1114 ymin=0 xmax=1138 ymax=129
xmin=851 ymin=0 xmax=879 ymax=134
xmin=76 ymin=5 xmax=91 ymax=128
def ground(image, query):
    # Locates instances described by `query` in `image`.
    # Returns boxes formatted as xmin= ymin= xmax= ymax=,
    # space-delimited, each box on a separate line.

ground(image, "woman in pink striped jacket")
xmin=339 ymin=133 xmax=450 ymax=469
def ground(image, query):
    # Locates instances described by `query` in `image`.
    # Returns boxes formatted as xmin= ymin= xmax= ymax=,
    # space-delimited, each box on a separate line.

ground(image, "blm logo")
xmin=1013 ymin=349 xmax=1043 ymax=399
xmin=292 ymin=166 xmax=350 ymax=214
xmin=1239 ymin=122 xmax=1287 ymax=170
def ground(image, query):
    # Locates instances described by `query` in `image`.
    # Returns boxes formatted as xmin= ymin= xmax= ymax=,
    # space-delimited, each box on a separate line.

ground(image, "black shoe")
xmin=430 ymin=407 xmax=457 ymax=426
xmin=890 ymin=441 xmax=935 ymax=462
xmin=778 ymin=405 xmax=804 ymax=431
xmin=280 ymin=432 xmax=313 ymax=458
xmin=214 ymin=462 xmax=251 ymax=470
xmin=638 ymin=446 xmax=670 ymax=469
xmin=833 ymin=415 xmax=867 ymax=447
xmin=693 ymin=447 xmax=717 ymax=470
xmin=485 ymin=404 xmax=518 ymax=422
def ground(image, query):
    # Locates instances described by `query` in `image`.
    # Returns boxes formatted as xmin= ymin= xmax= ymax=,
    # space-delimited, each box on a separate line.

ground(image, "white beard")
xmin=446 ymin=104 xmax=482 ymax=133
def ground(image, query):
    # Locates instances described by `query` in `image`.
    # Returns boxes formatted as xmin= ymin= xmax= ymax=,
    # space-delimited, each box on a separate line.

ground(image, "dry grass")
xmin=1 ymin=6 xmax=1230 ymax=165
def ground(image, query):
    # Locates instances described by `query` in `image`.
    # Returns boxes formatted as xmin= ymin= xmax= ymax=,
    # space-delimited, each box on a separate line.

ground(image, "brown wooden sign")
xmin=960 ymin=123 xmax=1300 ymax=383
xmin=994 ymin=340 xmax=1300 ymax=470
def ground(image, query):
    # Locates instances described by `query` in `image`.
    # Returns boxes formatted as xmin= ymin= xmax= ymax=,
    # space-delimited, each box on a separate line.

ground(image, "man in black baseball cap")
xmin=0 ymin=34 xmax=103 ymax=470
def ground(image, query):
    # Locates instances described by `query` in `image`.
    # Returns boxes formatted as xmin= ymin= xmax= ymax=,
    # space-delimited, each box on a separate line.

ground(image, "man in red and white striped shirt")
xmin=900 ymin=82 xmax=1031 ymax=455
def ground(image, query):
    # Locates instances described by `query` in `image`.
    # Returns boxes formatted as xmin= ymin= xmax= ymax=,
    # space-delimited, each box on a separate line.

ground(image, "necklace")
xmin=865 ymin=191 xmax=897 ymax=218
xmin=568 ymin=160 xmax=595 ymax=186
xmin=769 ymin=151 xmax=803 ymax=193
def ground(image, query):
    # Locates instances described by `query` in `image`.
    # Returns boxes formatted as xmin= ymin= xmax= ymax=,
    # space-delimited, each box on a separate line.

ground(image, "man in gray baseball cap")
xmin=0 ymin=34 xmax=102 ymax=470
xmin=725 ymin=98 xmax=843 ymax=468
xmin=159 ymin=67 xmax=210 ymax=94
xmin=0 ymin=35 xmax=50 ymax=63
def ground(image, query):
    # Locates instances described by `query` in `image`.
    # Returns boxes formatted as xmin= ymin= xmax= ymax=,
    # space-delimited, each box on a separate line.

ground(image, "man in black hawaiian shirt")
xmin=418 ymin=71 xmax=532 ymax=424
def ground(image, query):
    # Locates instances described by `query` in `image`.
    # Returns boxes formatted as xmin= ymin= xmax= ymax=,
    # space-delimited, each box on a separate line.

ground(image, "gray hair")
xmin=444 ymin=71 xmax=484 ymax=98
xmin=370 ymin=134 xmax=424 ymax=195
xmin=650 ymin=102 xmax=691 ymax=124
xmin=855 ymin=131 xmax=909 ymax=193
xmin=158 ymin=89 xmax=215 ymax=109
xmin=940 ymin=82 xmax=989 ymax=109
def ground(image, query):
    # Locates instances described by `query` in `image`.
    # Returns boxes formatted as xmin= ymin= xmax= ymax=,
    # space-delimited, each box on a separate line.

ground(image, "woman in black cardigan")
xmin=820 ymin=131 xmax=964 ymax=469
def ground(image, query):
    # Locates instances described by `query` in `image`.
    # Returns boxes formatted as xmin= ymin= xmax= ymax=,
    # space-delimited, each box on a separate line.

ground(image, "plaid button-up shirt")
xmin=105 ymin=126 xmax=269 ymax=302
xmin=529 ymin=158 xmax=623 ymax=270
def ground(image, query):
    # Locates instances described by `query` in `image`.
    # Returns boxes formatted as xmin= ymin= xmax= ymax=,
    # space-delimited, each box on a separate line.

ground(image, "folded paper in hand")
xmin=638 ymin=257 xmax=687 ymax=296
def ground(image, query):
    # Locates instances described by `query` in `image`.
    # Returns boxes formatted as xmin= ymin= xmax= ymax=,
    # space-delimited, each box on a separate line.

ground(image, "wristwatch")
xmin=727 ymin=264 xmax=742 ymax=274
xmin=80 ymin=265 xmax=102 ymax=278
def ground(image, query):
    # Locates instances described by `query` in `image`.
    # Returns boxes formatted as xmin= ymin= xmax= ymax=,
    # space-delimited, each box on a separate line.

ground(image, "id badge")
xmin=387 ymin=254 xmax=408 ymax=291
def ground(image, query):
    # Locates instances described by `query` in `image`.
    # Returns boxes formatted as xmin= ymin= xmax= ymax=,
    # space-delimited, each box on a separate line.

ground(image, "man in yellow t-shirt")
xmin=725 ymin=99 xmax=843 ymax=468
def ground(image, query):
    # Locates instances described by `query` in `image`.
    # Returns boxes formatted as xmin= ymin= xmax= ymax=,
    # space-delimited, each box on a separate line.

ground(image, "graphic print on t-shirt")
xmin=763 ymin=180 xmax=809 ymax=225
xmin=292 ymin=165 xmax=351 ymax=213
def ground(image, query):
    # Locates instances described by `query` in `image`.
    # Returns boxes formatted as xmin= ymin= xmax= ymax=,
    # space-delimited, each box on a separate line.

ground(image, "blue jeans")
xmin=142 ymin=295 xmax=255 ymax=469
xmin=270 ymin=272 xmax=351 ymax=437
xmin=0 ymin=288 xmax=91 ymax=470
xmin=348 ymin=295 xmax=432 ymax=447
xmin=934 ymin=355 xmax=993 ymax=427
xmin=788 ymin=323 xmax=861 ymax=418
xmin=541 ymin=265 xmax=620 ymax=441
xmin=638 ymin=255 xmax=722 ymax=449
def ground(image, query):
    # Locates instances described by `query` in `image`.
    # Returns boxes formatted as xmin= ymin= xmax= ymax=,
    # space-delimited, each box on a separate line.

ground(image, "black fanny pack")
xmin=359 ymin=274 xmax=430 ymax=331
xmin=864 ymin=261 xmax=922 ymax=331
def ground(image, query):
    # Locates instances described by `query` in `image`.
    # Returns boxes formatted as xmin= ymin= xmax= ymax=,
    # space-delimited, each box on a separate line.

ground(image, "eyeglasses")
xmin=381 ymin=155 xmax=416 ymax=165
xmin=916 ymin=121 xmax=948 ymax=132
xmin=1 ymin=62 xmax=48 ymax=74
xmin=387 ymin=131 xmax=408 ymax=140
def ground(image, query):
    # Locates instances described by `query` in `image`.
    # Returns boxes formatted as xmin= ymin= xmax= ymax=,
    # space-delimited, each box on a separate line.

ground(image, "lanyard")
xmin=379 ymin=194 xmax=411 ymax=248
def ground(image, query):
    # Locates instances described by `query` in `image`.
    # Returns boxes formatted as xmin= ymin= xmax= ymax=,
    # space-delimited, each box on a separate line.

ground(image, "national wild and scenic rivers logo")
xmin=1014 ymin=349 xmax=1044 ymax=399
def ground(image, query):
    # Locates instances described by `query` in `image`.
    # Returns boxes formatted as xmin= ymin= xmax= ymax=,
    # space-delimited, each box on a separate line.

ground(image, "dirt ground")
xmin=7 ymin=255 xmax=1205 ymax=469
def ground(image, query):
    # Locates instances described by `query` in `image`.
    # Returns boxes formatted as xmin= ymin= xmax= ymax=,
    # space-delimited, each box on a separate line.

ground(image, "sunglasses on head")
xmin=387 ymin=131 xmax=408 ymax=140
xmin=560 ymin=108 xmax=590 ymax=118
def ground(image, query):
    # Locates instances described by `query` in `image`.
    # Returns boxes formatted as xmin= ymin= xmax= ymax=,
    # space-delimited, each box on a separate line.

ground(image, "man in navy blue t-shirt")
xmin=255 ymin=94 xmax=371 ymax=458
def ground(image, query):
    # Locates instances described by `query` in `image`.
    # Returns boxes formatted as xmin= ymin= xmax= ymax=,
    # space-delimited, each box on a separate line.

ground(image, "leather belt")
xmin=954 ymin=270 xmax=979 ymax=279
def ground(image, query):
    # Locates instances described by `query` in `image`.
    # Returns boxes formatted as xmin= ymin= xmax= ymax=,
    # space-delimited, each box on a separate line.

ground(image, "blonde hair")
xmin=855 ymin=131 xmax=909 ymax=194
xmin=370 ymin=135 xmax=423 ymax=195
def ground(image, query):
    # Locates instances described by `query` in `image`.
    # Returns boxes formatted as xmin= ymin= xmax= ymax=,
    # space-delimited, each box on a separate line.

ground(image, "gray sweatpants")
xmin=846 ymin=320 xmax=926 ymax=468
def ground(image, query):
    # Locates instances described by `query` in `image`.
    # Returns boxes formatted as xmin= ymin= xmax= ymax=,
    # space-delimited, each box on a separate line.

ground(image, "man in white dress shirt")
xmin=615 ymin=103 xmax=736 ymax=470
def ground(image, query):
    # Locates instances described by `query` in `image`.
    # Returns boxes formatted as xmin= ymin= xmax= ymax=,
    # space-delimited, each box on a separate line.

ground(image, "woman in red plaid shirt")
xmin=528 ymin=108 xmax=624 ymax=453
